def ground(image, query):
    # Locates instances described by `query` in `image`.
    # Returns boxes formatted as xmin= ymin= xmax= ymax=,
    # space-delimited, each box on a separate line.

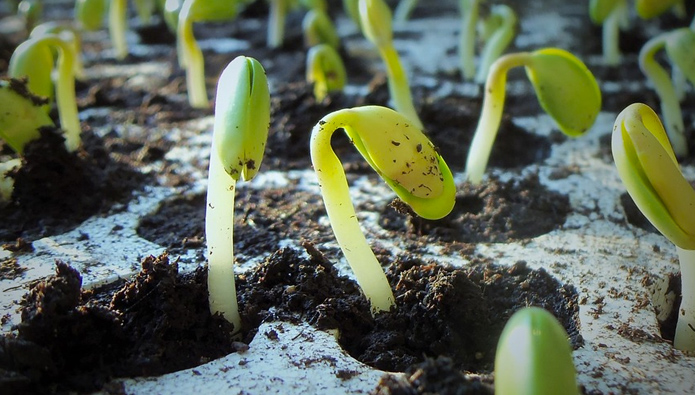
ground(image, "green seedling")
xmin=465 ymin=48 xmax=601 ymax=185
xmin=474 ymin=4 xmax=517 ymax=84
xmin=393 ymin=0 xmax=419 ymax=23
xmin=310 ymin=106 xmax=456 ymax=313
xmin=495 ymin=307 xmax=579 ymax=395
xmin=589 ymin=0 xmax=628 ymax=66
xmin=206 ymin=56 xmax=270 ymax=334
xmin=74 ymin=0 xmax=107 ymax=31
xmin=342 ymin=0 xmax=361 ymax=29
xmin=31 ymin=22 xmax=85 ymax=80
xmin=636 ymin=0 xmax=685 ymax=19
xmin=133 ymin=0 xmax=157 ymax=24
xmin=0 ymin=78 xmax=54 ymax=154
xmin=162 ymin=0 xmax=183 ymax=32
xmin=9 ymin=34 xmax=81 ymax=152
xmin=612 ymin=103 xmax=695 ymax=352
xmin=178 ymin=0 xmax=241 ymax=108
xmin=109 ymin=0 xmax=128 ymax=59
xmin=306 ymin=44 xmax=347 ymax=101
xmin=639 ymin=27 xmax=695 ymax=158
xmin=458 ymin=0 xmax=481 ymax=81
xmin=303 ymin=8 xmax=340 ymax=49
xmin=0 ymin=159 xmax=22 ymax=204
xmin=358 ymin=0 xmax=423 ymax=129
xmin=267 ymin=0 xmax=299 ymax=49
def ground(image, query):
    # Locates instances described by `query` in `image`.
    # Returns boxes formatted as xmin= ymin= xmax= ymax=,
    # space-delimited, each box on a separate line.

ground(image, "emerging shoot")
xmin=474 ymin=4 xmax=517 ymax=84
xmin=306 ymin=44 xmax=347 ymax=101
xmin=267 ymin=0 xmax=298 ymax=49
xmin=9 ymin=34 xmax=82 ymax=151
xmin=589 ymin=0 xmax=628 ymax=66
xmin=465 ymin=48 xmax=601 ymax=185
xmin=393 ymin=0 xmax=419 ymax=23
xmin=206 ymin=56 xmax=270 ymax=334
xmin=458 ymin=0 xmax=481 ymax=81
xmin=612 ymin=103 xmax=695 ymax=351
xmin=638 ymin=27 xmax=695 ymax=158
xmin=358 ymin=0 xmax=423 ymax=129
xmin=178 ymin=0 xmax=240 ymax=108
xmin=75 ymin=0 xmax=107 ymax=32
xmin=495 ymin=307 xmax=579 ymax=395
xmin=0 ymin=78 xmax=54 ymax=154
xmin=302 ymin=8 xmax=340 ymax=49
xmin=310 ymin=106 xmax=456 ymax=313
xmin=109 ymin=0 xmax=129 ymax=59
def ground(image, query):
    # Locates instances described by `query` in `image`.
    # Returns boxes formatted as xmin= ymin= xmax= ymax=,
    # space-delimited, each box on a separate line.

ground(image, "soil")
xmin=0 ymin=0 xmax=694 ymax=394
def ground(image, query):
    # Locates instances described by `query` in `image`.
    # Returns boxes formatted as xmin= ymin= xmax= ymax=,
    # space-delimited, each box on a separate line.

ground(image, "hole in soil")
xmin=378 ymin=173 xmax=571 ymax=243
xmin=137 ymin=187 xmax=334 ymax=261
xmin=644 ymin=272 xmax=680 ymax=343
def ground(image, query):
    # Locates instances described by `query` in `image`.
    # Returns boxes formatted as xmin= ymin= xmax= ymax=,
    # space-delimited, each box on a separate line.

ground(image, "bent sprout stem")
xmin=178 ymin=0 xmax=207 ymax=108
xmin=612 ymin=103 xmax=695 ymax=351
xmin=108 ymin=0 xmax=128 ymax=60
xmin=474 ymin=4 xmax=517 ymax=84
xmin=639 ymin=31 xmax=690 ymax=158
xmin=602 ymin=0 xmax=626 ymax=66
xmin=466 ymin=48 xmax=600 ymax=185
xmin=267 ymin=0 xmax=288 ymax=48
xmin=310 ymin=106 xmax=456 ymax=313
xmin=9 ymin=35 xmax=81 ymax=151
xmin=466 ymin=52 xmax=528 ymax=184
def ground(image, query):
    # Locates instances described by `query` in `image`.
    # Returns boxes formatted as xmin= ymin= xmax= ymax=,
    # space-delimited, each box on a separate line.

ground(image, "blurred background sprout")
xmin=306 ymin=44 xmax=347 ymax=101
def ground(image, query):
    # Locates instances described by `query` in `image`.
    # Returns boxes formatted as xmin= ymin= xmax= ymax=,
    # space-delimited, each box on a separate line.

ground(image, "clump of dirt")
xmin=0 ymin=127 xmax=149 ymax=242
xmin=372 ymin=356 xmax=494 ymax=395
xmin=380 ymin=173 xmax=571 ymax=243
xmin=0 ymin=254 xmax=238 ymax=394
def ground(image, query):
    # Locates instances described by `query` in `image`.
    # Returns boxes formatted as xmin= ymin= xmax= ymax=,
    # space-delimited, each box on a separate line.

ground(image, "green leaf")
xmin=665 ymin=28 xmax=695 ymax=85
xmin=0 ymin=78 xmax=54 ymax=154
xmin=525 ymin=48 xmax=601 ymax=137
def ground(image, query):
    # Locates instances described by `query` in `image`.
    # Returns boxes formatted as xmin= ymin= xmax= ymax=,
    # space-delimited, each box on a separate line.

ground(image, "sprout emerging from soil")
xmin=310 ymin=106 xmax=456 ymax=313
xmin=0 ymin=78 xmax=53 ymax=154
xmin=303 ymin=8 xmax=340 ymax=49
xmin=393 ymin=0 xmax=419 ymax=23
xmin=612 ymin=103 xmax=695 ymax=352
xmin=75 ymin=0 xmax=107 ymax=32
xmin=342 ymin=0 xmax=362 ymax=29
xmin=178 ymin=0 xmax=240 ymax=108
xmin=589 ymin=0 xmax=628 ymax=66
xmin=306 ymin=44 xmax=347 ymax=101
xmin=133 ymin=0 xmax=157 ymax=24
xmin=31 ymin=22 xmax=86 ymax=80
xmin=162 ymin=0 xmax=183 ymax=32
xmin=638 ymin=27 xmax=695 ymax=158
xmin=465 ymin=48 xmax=601 ymax=185
xmin=635 ymin=0 xmax=686 ymax=19
xmin=474 ymin=4 xmax=517 ymax=84
xmin=108 ymin=0 xmax=129 ymax=59
xmin=9 ymin=34 xmax=82 ymax=152
xmin=267 ymin=0 xmax=299 ymax=49
xmin=206 ymin=56 xmax=270 ymax=334
xmin=358 ymin=0 xmax=424 ymax=129
xmin=458 ymin=0 xmax=481 ymax=81
xmin=495 ymin=307 xmax=579 ymax=395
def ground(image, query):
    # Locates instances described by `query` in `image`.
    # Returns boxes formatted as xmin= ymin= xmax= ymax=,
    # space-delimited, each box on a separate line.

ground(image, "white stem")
xmin=205 ymin=142 xmax=242 ymax=334
xmin=458 ymin=0 xmax=479 ymax=81
xmin=379 ymin=45 xmax=423 ymax=130
xmin=465 ymin=52 xmax=528 ymax=184
xmin=602 ymin=0 xmax=625 ymax=66
xmin=393 ymin=0 xmax=418 ymax=23
xmin=268 ymin=0 xmax=286 ymax=48
xmin=108 ymin=0 xmax=128 ymax=60
xmin=675 ymin=247 xmax=695 ymax=352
